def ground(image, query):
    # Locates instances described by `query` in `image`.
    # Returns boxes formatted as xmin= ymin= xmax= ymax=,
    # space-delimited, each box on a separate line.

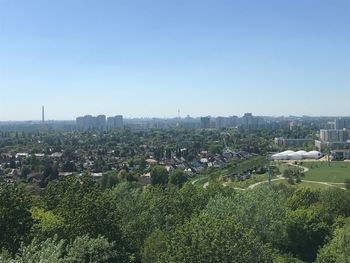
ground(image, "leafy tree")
xmin=165 ymin=148 xmax=171 ymax=160
xmin=30 ymin=207 xmax=64 ymax=241
xmin=150 ymin=166 xmax=169 ymax=187
xmin=62 ymin=161 xmax=76 ymax=172
xmin=318 ymin=188 xmax=350 ymax=220
xmin=208 ymin=143 xmax=222 ymax=155
xmin=107 ymin=182 xmax=209 ymax=262
xmin=43 ymin=176 xmax=126 ymax=251
xmin=162 ymin=211 xmax=273 ymax=263
xmin=287 ymin=177 xmax=295 ymax=185
xmin=316 ymin=219 xmax=350 ymax=263
xmin=0 ymin=184 xmax=33 ymax=255
xmin=99 ymin=172 xmax=119 ymax=189
xmin=273 ymin=254 xmax=305 ymax=263
xmin=65 ymin=235 xmax=120 ymax=263
xmin=202 ymin=187 xmax=289 ymax=249
xmin=345 ymin=178 xmax=350 ymax=190
xmin=20 ymin=165 xmax=31 ymax=179
xmin=40 ymin=162 xmax=59 ymax=188
xmin=4 ymin=237 xmax=65 ymax=263
xmin=2 ymin=235 xmax=123 ymax=263
xmin=168 ymin=169 xmax=188 ymax=188
xmin=286 ymin=206 xmax=330 ymax=262
xmin=141 ymin=229 xmax=167 ymax=263
xmin=287 ymin=188 xmax=319 ymax=210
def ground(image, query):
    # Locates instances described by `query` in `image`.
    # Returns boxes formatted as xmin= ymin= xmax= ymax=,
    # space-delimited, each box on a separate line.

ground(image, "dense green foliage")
xmin=0 ymin=185 xmax=32 ymax=255
xmin=1 ymin=178 xmax=350 ymax=262
xmin=316 ymin=218 xmax=350 ymax=262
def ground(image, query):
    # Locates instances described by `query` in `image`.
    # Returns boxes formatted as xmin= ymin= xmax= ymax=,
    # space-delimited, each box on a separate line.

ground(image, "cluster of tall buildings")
xmin=315 ymin=117 xmax=350 ymax=150
xmin=76 ymin=115 xmax=123 ymax=131
xmin=319 ymin=129 xmax=350 ymax=142
xmin=107 ymin=115 xmax=123 ymax=129
xmin=335 ymin=117 xmax=350 ymax=130
xmin=199 ymin=113 xmax=289 ymax=130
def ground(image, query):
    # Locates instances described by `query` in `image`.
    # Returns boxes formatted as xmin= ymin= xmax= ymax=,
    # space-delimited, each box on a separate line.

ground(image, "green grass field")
xmin=301 ymin=161 xmax=350 ymax=183
xmin=191 ymin=167 xmax=228 ymax=186
xmin=233 ymin=173 xmax=270 ymax=188
xmin=192 ymin=160 xmax=350 ymax=189
xmin=272 ymin=179 xmax=343 ymax=190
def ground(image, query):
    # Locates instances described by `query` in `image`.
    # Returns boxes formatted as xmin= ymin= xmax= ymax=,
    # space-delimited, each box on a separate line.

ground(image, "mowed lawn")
xmin=272 ymin=179 xmax=340 ymax=190
xmin=302 ymin=161 xmax=350 ymax=183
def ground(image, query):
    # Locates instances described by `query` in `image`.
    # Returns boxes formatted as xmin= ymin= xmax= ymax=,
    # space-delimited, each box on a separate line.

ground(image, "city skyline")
xmin=1 ymin=108 xmax=350 ymax=123
xmin=1 ymin=0 xmax=349 ymax=120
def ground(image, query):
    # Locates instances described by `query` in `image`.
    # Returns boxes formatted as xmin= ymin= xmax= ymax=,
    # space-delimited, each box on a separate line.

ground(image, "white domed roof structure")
xmin=296 ymin=150 xmax=307 ymax=154
xmin=287 ymin=152 xmax=303 ymax=160
xmin=304 ymin=151 xmax=322 ymax=159
xmin=271 ymin=153 xmax=286 ymax=160
xmin=281 ymin=150 xmax=295 ymax=155
xmin=271 ymin=150 xmax=322 ymax=160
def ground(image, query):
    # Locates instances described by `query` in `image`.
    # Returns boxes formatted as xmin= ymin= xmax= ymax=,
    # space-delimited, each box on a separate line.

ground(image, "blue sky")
xmin=0 ymin=0 xmax=349 ymax=120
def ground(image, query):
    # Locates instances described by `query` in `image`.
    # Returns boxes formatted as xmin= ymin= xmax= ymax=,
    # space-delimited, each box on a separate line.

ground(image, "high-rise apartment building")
xmin=107 ymin=115 xmax=124 ymax=129
xmin=76 ymin=115 xmax=106 ymax=131
xmin=335 ymin=117 xmax=350 ymax=130
xmin=319 ymin=129 xmax=349 ymax=142
xmin=200 ymin=116 xmax=210 ymax=129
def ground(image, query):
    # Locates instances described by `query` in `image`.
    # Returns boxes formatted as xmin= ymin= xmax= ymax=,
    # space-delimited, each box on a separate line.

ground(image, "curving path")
xmin=246 ymin=176 xmax=284 ymax=189
xmin=200 ymin=162 xmax=346 ymax=190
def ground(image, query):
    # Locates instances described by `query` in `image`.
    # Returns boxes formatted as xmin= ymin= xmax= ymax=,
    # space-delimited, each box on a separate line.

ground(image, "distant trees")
xmin=283 ymin=167 xmax=304 ymax=185
xmin=150 ymin=166 xmax=169 ymax=187
xmin=168 ymin=170 xmax=188 ymax=188
xmin=99 ymin=172 xmax=119 ymax=189
xmin=208 ymin=143 xmax=222 ymax=155
xmin=20 ymin=165 xmax=31 ymax=179
xmin=39 ymin=161 xmax=59 ymax=188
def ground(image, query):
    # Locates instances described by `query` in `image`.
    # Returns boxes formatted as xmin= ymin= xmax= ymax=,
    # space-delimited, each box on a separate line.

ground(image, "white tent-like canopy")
xmin=271 ymin=150 xmax=322 ymax=160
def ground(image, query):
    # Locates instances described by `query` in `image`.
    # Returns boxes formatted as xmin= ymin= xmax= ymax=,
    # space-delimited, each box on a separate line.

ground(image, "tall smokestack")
xmin=42 ymin=106 xmax=45 ymax=123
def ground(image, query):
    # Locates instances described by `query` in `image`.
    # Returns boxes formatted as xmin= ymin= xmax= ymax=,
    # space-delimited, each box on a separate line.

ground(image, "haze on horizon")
xmin=0 ymin=0 xmax=349 ymax=121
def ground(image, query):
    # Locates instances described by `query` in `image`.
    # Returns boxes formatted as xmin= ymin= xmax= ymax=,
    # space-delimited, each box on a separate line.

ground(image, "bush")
xmin=288 ymin=177 xmax=295 ymax=185
xmin=345 ymin=178 xmax=350 ymax=190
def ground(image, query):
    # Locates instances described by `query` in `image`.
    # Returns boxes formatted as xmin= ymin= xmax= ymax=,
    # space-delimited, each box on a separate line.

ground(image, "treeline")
xmin=0 ymin=178 xmax=349 ymax=262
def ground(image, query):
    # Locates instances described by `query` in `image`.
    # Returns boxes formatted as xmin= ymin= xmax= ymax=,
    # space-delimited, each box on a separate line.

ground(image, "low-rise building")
xmin=274 ymin=137 xmax=313 ymax=147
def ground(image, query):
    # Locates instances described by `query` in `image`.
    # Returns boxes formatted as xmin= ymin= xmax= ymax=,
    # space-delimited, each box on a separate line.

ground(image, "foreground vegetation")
xmin=1 ymin=177 xmax=350 ymax=263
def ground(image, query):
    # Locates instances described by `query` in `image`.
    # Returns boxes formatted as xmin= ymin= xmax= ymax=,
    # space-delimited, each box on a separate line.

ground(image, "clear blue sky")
xmin=0 ymin=0 xmax=349 ymax=120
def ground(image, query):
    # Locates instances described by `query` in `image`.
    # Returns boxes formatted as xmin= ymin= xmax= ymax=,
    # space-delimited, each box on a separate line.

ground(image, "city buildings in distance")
xmin=76 ymin=115 xmax=124 ymax=131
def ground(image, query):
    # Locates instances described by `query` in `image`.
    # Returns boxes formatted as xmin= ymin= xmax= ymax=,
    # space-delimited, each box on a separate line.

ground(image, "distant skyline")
xmin=0 ymin=0 xmax=349 ymax=121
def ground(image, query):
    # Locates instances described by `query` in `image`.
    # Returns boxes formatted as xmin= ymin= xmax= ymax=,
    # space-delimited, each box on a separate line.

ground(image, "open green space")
xmin=191 ymin=167 xmax=228 ymax=186
xmin=274 ymin=161 xmax=291 ymax=174
xmin=232 ymin=173 xmax=271 ymax=188
xmin=272 ymin=179 xmax=343 ymax=190
xmin=301 ymin=161 xmax=350 ymax=183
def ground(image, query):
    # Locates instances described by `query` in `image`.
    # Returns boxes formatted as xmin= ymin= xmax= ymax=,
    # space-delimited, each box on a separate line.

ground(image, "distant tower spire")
xmin=42 ymin=106 xmax=45 ymax=123
xmin=178 ymin=108 xmax=180 ymax=119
